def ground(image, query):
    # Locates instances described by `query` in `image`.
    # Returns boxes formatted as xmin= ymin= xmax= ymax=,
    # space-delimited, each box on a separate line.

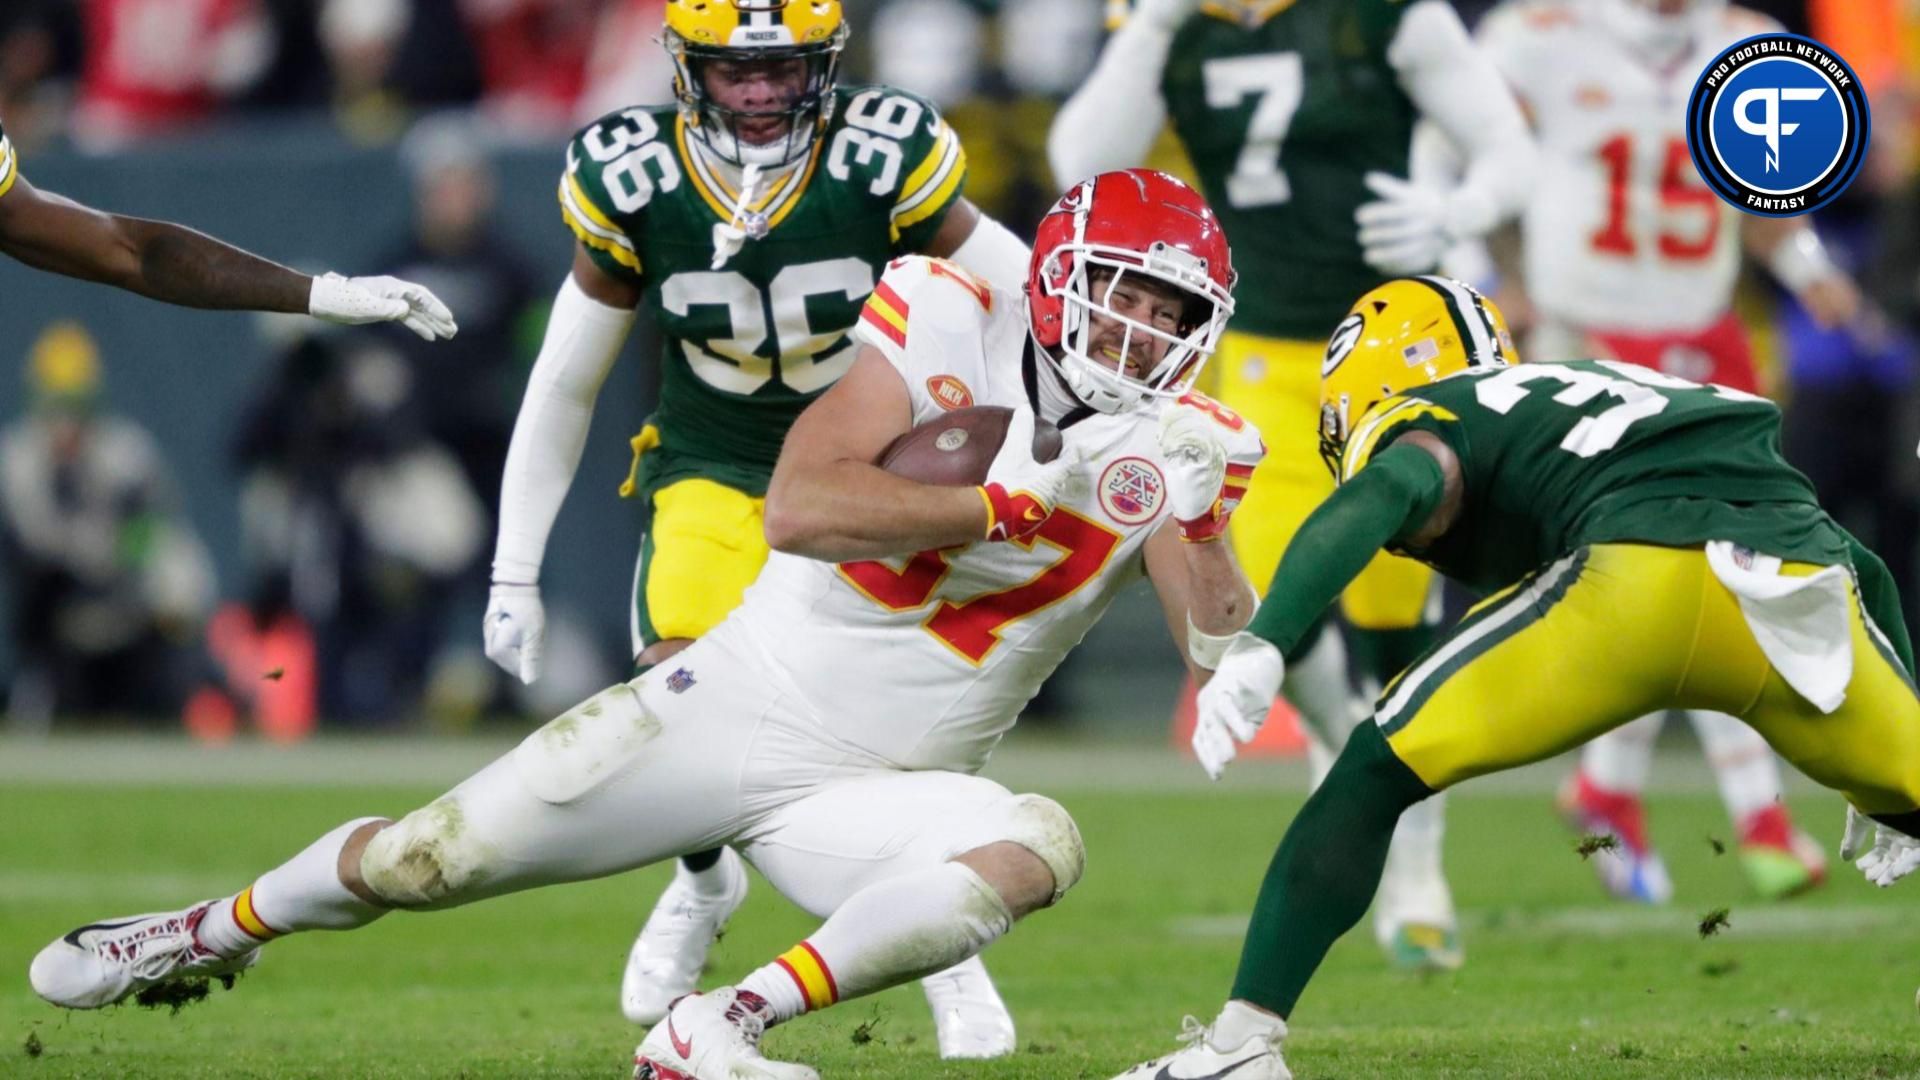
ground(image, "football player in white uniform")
xmin=1466 ymin=0 xmax=1859 ymax=903
xmin=28 ymin=170 xmax=1265 ymax=1080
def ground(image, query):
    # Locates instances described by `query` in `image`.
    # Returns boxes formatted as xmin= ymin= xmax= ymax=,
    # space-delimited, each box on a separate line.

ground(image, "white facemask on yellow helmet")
xmin=663 ymin=0 xmax=849 ymax=169
xmin=1319 ymin=276 xmax=1517 ymax=477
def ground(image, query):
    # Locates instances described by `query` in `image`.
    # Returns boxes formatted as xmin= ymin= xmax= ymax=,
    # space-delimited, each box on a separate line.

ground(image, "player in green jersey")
xmin=478 ymin=0 xmax=1030 ymax=1055
xmin=0 ymin=116 xmax=454 ymax=337
xmin=1117 ymin=277 xmax=1920 ymax=1080
xmin=1048 ymin=0 xmax=1536 ymax=974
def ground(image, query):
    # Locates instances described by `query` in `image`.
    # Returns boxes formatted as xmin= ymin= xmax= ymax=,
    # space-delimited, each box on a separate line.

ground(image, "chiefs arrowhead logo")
xmin=926 ymin=375 xmax=974 ymax=411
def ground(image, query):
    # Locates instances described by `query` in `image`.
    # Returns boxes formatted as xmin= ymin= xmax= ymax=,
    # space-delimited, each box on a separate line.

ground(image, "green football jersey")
xmin=558 ymin=85 xmax=967 ymax=498
xmin=1126 ymin=0 xmax=1417 ymax=342
xmin=0 ymin=113 xmax=18 ymax=199
xmin=1340 ymin=359 xmax=1849 ymax=593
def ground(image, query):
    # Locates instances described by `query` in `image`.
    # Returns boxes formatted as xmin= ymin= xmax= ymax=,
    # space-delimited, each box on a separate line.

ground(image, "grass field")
xmin=2 ymin=737 xmax=1916 ymax=1079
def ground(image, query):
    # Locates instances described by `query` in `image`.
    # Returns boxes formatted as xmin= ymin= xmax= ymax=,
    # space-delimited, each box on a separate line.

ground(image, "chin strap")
xmin=710 ymin=163 xmax=767 ymax=271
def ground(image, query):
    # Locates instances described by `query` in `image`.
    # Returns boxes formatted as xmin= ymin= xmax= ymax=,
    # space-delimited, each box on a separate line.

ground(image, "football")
xmin=878 ymin=406 xmax=1063 ymax=486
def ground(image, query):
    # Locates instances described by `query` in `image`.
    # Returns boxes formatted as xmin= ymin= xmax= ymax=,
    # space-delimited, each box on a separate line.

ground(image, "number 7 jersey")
xmin=1339 ymin=358 xmax=1847 ymax=595
xmin=559 ymin=86 xmax=968 ymax=496
xmin=714 ymin=256 xmax=1262 ymax=774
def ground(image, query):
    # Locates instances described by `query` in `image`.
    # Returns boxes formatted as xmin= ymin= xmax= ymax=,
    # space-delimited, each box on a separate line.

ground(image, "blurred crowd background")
xmin=2 ymin=0 xmax=1919 ymax=740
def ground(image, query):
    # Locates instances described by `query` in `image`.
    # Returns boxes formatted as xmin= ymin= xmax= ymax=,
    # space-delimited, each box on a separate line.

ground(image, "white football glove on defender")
xmin=309 ymin=272 xmax=459 ymax=341
xmin=483 ymin=583 xmax=545 ymax=684
xmin=1192 ymin=633 xmax=1286 ymax=780
xmin=1354 ymin=173 xmax=1498 ymax=277
xmin=1840 ymin=805 xmax=1920 ymax=887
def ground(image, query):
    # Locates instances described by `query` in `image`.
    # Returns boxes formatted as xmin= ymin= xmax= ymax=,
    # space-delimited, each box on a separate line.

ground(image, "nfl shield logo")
xmin=665 ymin=668 xmax=696 ymax=694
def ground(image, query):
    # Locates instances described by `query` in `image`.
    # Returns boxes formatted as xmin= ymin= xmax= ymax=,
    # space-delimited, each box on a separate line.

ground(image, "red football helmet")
xmin=1027 ymin=169 xmax=1236 ymax=414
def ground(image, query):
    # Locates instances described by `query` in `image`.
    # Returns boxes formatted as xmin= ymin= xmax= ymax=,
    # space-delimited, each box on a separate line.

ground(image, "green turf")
xmin=2 ymin=779 xmax=1913 ymax=1078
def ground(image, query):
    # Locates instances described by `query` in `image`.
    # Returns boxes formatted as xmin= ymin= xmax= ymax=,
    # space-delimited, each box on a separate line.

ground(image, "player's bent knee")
xmin=359 ymin=799 xmax=491 ymax=908
xmin=980 ymin=793 xmax=1085 ymax=906
xmin=510 ymin=682 xmax=661 ymax=805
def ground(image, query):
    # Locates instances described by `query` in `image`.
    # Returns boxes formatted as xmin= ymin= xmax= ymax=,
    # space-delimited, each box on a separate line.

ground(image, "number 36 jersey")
xmin=559 ymin=86 xmax=968 ymax=496
xmin=715 ymin=256 xmax=1262 ymax=774
xmin=1478 ymin=1 xmax=1777 ymax=333
xmin=1338 ymin=359 xmax=1846 ymax=595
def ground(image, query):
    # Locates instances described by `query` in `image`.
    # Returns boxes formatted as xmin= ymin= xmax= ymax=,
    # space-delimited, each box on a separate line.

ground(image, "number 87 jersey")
xmin=558 ymin=85 xmax=968 ymax=494
xmin=718 ymin=256 xmax=1262 ymax=775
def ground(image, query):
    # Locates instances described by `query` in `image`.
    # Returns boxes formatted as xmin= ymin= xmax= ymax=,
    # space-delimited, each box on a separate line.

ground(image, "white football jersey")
xmin=1480 ymin=1 xmax=1777 ymax=333
xmin=715 ymin=256 xmax=1256 ymax=774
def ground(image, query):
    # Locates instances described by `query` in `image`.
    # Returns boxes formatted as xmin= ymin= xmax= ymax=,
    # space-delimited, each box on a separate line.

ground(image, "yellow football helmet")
xmin=1318 ymin=276 xmax=1517 ymax=476
xmin=662 ymin=0 xmax=849 ymax=168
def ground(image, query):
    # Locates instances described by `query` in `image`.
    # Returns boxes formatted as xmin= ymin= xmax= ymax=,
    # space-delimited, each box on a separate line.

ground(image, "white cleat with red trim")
xmin=633 ymin=988 xmax=818 ymax=1080
xmin=29 ymin=902 xmax=260 ymax=1010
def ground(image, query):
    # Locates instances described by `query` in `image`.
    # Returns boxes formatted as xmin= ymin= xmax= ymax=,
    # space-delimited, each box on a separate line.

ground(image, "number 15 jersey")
xmin=717 ymin=256 xmax=1262 ymax=774
xmin=1479 ymin=1 xmax=1777 ymax=333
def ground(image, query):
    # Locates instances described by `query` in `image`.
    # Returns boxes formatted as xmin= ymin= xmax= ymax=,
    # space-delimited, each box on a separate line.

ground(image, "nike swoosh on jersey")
xmin=1154 ymin=1052 xmax=1269 ymax=1080
xmin=669 ymin=1015 xmax=693 ymax=1059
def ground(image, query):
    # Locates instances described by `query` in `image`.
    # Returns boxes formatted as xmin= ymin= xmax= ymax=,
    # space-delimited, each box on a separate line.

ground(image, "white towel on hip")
xmin=1705 ymin=540 xmax=1853 ymax=715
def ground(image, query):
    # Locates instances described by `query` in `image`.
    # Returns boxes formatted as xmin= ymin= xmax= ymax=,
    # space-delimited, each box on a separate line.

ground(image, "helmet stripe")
xmin=1414 ymin=276 xmax=1499 ymax=367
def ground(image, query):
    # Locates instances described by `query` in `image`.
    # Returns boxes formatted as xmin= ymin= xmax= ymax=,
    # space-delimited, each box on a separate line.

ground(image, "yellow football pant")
xmin=1379 ymin=543 xmax=1920 ymax=816
xmin=630 ymin=478 xmax=769 ymax=655
xmin=1209 ymin=331 xmax=1435 ymax=628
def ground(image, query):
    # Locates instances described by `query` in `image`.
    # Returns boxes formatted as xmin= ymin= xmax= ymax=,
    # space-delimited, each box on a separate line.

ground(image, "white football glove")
xmin=981 ymin=405 xmax=1085 ymax=543
xmin=309 ymin=272 xmax=459 ymax=341
xmin=1840 ymin=805 xmax=1920 ymax=887
xmin=1158 ymin=399 xmax=1263 ymax=541
xmin=1136 ymin=0 xmax=1201 ymax=32
xmin=1192 ymin=633 xmax=1286 ymax=780
xmin=1159 ymin=405 xmax=1228 ymax=525
xmin=1354 ymin=173 xmax=1497 ymax=277
xmin=483 ymin=582 xmax=545 ymax=684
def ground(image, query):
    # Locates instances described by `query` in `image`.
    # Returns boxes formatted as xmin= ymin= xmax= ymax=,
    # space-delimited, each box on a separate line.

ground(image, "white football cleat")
xmin=633 ymin=987 xmax=817 ymax=1080
xmin=623 ymin=848 xmax=751 ymax=1024
xmin=30 ymin=902 xmax=260 ymax=1010
xmin=921 ymin=954 xmax=1017 ymax=1059
xmin=1111 ymin=1005 xmax=1291 ymax=1080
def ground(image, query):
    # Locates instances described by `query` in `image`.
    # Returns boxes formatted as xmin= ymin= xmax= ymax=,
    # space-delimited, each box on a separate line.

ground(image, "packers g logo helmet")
xmin=1318 ymin=276 xmax=1515 ymax=477
xmin=663 ymin=0 xmax=849 ymax=168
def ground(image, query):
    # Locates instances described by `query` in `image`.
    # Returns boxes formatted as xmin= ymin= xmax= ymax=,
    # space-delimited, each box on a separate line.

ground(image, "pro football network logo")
xmin=1097 ymin=456 xmax=1165 ymax=526
xmin=1685 ymin=33 xmax=1869 ymax=217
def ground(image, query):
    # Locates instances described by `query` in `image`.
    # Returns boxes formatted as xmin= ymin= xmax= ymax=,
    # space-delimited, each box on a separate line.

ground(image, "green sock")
xmin=1345 ymin=624 xmax=1436 ymax=691
xmin=1229 ymin=722 xmax=1434 ymax=1017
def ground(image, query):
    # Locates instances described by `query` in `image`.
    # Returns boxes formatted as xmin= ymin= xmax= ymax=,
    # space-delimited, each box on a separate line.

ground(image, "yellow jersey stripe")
xmin=891 ymin=141 xmax=966 ymax=240
xmin=675 ymin=116 xmax=819 ymax=234
xmin=564 ymin=172 xmax=622 ymax=235
xmin=1342 ymin=399 xmax=1458 ymax=482
xmin=896 ymin=125 xmax=958 ymax=210
xmin=558 ymin=180 xmax=641 ymax=273
xmin=0 ymin=136 xmax=16 ymax=200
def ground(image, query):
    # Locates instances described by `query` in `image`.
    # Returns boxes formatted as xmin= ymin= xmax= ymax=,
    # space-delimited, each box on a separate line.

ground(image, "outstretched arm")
xmin=0 ymin=175 xmax=456 ymax=338
xmin=1246 ymin=439 xmax=1456 ymax=654
xmin=0 ymin=175 xmax=310 ymax=310
xmin=762 ymin=347 xmax=990 ymax=561
xmin=1144 ymin=522 xmax=1256 ymax=685
xmin=1045 ymin=0 xmax=1187 ymax=186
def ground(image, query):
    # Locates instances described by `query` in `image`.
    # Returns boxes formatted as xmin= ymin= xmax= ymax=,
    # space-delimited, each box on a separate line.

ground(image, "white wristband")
xmin=1188 ymin=614 xmax=1241 ymax=671
xmin=1769 ymin=228 xmax=1840 ymax=294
